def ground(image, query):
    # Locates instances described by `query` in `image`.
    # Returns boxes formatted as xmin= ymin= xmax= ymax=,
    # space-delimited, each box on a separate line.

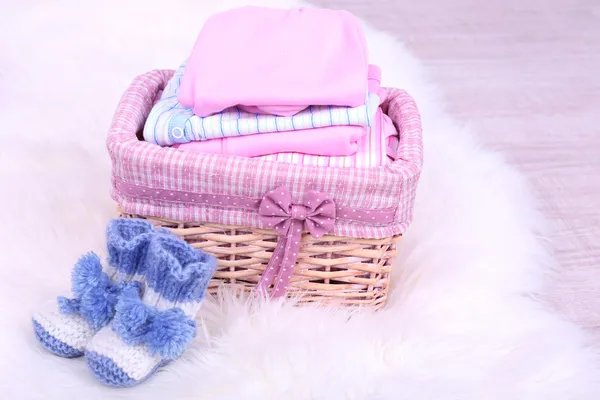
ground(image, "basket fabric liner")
xmin=108 ymin=70 xmax=423 ymax=240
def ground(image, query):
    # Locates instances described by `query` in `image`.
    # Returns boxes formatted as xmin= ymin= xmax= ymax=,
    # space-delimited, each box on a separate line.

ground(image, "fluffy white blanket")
xmin=0 ymin=0 xmax=598 ymax=398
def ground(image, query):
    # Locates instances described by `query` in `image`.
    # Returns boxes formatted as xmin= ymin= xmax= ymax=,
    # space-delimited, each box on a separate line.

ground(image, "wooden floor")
xmin=313 ymin=0 xmax=600 ymax=339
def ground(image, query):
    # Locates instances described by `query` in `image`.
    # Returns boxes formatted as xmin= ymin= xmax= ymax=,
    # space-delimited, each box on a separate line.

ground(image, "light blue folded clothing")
xmin=143 ymin=61 xmax=380 ymax=147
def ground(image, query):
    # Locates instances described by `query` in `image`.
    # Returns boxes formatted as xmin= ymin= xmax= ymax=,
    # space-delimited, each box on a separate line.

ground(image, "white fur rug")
xmin=1 ymin=0 xmax=598 ymax=398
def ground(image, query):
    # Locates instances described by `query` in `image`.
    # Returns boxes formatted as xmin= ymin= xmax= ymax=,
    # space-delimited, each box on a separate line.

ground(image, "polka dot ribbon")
xmin=255 ymin=186 xmax=336 ymax=297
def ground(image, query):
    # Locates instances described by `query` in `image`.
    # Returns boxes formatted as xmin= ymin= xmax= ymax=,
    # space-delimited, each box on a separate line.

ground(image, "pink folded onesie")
xmin=178 ymin=6 xmax=369 ymax=117
xmin=172 ymin=125 xmax=365 ymax=157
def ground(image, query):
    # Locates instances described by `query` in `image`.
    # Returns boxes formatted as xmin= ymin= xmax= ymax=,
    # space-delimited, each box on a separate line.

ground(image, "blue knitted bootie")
xmin=32 ymin=218 xmax=160 ymax=358
xmin=85 ymin=234 xmax=217 ymax=387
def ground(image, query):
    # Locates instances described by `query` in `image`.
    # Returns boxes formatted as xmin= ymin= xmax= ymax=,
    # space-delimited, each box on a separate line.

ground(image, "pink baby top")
xmin=178 ymin=6 xmax=369 ymax=117
xmin=172 ymin=125 xmax=365 ymax=158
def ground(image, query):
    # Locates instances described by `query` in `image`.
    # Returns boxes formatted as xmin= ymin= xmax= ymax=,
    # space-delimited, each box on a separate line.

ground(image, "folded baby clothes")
xmin=178 ymin=6 xmax=369 ymax=117
xmin=143 ymin=61 xmax=379 ymax=147
xmin=175 ymin=106 xmax=398 ymax=168
xmin=172 ymin=125 xmax=365 ymax=157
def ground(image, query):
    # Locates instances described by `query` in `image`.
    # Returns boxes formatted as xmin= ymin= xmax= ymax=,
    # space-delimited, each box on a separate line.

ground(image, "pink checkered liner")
xmin=108 ymin=70 xmax=423 ymax=239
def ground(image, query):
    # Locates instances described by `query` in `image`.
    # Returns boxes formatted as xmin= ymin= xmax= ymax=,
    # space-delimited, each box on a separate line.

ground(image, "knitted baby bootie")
xmin=85 ymin=234 xmax=217 ymax=387
xmin=32 ymin=218 xmax=158 ymax=358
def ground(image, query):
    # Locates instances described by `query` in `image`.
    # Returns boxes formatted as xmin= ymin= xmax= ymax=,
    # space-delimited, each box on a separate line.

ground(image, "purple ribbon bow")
xmin=256 ymin=186 xmax=336 ymax=297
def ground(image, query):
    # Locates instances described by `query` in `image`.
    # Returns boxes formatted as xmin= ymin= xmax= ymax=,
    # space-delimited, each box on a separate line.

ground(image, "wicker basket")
xmin=119 ymin=210 xmax=399 ymax=310
xmin=108 ymin=70 xmax=423 ymax=311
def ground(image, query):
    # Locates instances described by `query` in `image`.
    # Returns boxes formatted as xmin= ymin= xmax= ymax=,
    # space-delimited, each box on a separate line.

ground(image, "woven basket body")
xmin=119 ymin=213 xmax=399 ymax=310
xmin=108 ymin=70 xmax=423 ymax=310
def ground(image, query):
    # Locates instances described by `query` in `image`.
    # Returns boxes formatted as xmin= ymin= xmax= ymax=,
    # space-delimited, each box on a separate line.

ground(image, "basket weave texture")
xmin=120 ymin=211 xmax=399 ymax=310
